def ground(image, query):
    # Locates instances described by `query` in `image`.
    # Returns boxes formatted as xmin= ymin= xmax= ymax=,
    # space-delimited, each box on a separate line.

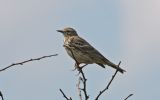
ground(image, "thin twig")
xmin=59 ymin=89 xmax=72 ymax=100
xmin=124 ymin=94 xmax=133 ymax=100
xmin=77 ymin=77 xmax=83 ymax=100
xmin=0 ymin=54 xmax=58 ymax=72
xmin=0 ymin=91 xmax=4 ymax=100
xmin=95 ymin=61 xmax=121 ymax=100
xmin=79 ymin=69 xmax=89 ymax=100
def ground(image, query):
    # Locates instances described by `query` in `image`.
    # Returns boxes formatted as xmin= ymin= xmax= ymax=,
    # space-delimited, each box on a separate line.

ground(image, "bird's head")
xmin=57 ymin=27 xmax=78 ymax=37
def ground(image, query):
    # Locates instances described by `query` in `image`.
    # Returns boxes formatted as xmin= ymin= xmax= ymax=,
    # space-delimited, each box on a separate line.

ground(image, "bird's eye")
xmin=66 ymin=31 xmax=71 ymax=35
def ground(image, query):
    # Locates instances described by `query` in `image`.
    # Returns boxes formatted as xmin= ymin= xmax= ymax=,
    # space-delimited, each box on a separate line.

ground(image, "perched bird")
xmin=57 ymin=27 xmax=125 ymax=73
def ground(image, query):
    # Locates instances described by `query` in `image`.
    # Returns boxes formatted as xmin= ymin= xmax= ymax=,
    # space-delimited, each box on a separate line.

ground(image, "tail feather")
xmin=96 ymin=63 xmax=105 ymax=68
xmin=106 ymin=61 xmax=126 ymax=74
xmin=96 ymin=62 xmax=125 ymax=74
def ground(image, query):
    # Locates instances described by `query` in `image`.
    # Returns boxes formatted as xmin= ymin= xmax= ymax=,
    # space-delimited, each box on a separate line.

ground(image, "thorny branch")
xmin=77 ymin=77 xmax=82 ymax=100
xmin=95 ymin=61 xmax=121 ymax=100
xmin=59 ymin=89 xmax=72 ymax=100
xmin=0 ymin=54 xmax=58 ymax=72
xmin=124 ymin=94 xmax=133 ymax=100
xmin=0 ymin=91 xmax=4 ymax=100
xmin=78 ymin=68 xmax=89 ymax=100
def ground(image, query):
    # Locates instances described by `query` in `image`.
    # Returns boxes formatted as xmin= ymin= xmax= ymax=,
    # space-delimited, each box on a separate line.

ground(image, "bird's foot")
xmin=80 ymin=64 xmax=88 ymax=69
xmin=76 ymin=64 xmax=88 ymax=75
xmin=72 ymin=63 xmax=88 ymax=75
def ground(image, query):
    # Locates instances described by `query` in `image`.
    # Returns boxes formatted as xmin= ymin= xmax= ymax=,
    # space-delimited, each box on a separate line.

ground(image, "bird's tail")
xmin=106 ymin=61 xmax=126 ymax=74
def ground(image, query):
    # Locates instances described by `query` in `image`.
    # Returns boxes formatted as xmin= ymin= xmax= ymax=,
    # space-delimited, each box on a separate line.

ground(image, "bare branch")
xmin=0 ymin=54 xmax=58 ymax=72
xmin=59 ymin=89 xmax=72 ymax=100
xmin=95 ymin=61 xmax=121 ymax=100
xmin=77 ymin=77 xmax=82 ymax=100
xmin=79 ymin=69 xmax=89 ymax=100
xmin=0 ymin=91 xmax=4 ymax=100
xmin=124 ymin=94 xmax=133 ymax=100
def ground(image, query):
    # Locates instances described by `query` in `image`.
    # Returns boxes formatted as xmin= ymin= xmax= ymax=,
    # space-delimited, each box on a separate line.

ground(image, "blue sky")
xmin=0 ymin=0 xmax=160 ymax=100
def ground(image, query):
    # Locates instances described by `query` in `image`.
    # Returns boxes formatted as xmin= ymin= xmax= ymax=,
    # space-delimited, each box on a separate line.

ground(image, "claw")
xmin=73 ymin=63 xmax=88 ymax=76
xmin=76 ymin=64 xmax=88 ymax=76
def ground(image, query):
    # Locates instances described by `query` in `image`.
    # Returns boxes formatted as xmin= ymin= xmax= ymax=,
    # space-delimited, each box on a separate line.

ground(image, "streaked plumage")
xmin=57 ymin=27 xmax=125 ymax=73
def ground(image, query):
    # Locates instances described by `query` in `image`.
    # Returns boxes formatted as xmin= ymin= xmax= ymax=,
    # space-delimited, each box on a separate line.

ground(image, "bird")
xmin=57 ymin=27 xmax=125 ymax=73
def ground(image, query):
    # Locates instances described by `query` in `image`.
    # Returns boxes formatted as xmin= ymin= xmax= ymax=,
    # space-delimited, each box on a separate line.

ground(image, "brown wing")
xmin=69 ymin=36 xmax=110 ymax=64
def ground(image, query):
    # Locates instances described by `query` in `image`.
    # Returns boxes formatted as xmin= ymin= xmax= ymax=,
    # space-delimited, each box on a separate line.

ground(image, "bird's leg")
xmin=75 ymin=62 xmax=81 ymax=71
xmin=74 ymin=63 xmax=83 ymax=76
xmin=80 ymin=64 xmax=88 ymax=69
xmin=72 ymin=63 xmax=79 ymax=71
xmin=73 ymin=62 xmax=85 ymax=75
xmin=76 ymin=64 xmax=88 ymax=75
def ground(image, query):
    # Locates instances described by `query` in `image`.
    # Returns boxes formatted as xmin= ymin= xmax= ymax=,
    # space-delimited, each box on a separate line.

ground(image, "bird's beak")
xmin=57 ymin=30 xmax=64 ymax=33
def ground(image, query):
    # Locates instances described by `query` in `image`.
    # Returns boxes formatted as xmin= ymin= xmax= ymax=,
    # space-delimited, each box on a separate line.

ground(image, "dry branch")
xmin=59 ymin=89 xmax=72 ymax=100
xmin=77 ymin=77 xmax=83 ymax=100
xmin=95 ymin=61 xmax=121 ymax=100
xmin=0 ymin=54 xmax=58 ymax=72
xmin=124 ymin=94 xmax=133 ymax=100
xmin=78 ymin=69 xmax=89 ymax=100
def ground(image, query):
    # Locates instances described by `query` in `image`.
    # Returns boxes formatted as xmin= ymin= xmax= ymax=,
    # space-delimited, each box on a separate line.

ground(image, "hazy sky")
xmin=0 ymin=0 xmax=160 ymax=100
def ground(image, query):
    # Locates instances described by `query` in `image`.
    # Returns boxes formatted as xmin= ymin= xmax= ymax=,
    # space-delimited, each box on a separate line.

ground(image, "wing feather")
xmin=69 ymin=36 xmax=110 ymax=63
